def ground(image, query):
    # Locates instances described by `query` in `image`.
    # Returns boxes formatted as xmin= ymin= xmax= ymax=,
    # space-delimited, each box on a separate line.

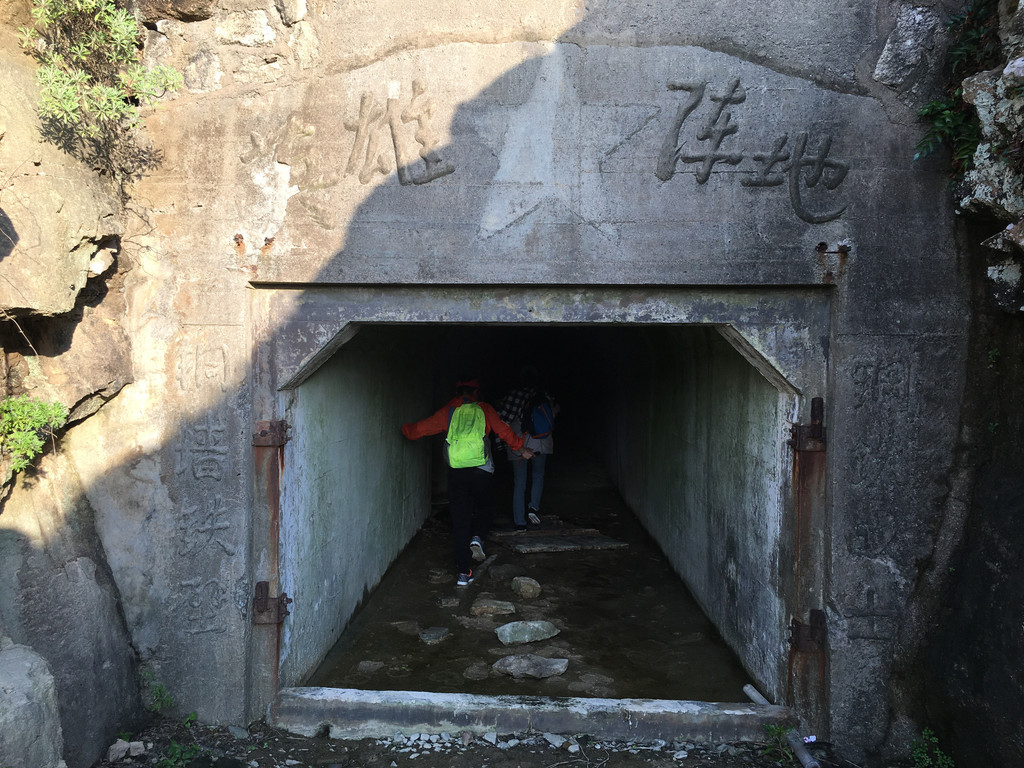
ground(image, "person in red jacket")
xmin=402 ymin=377 xmax=533 ymax=586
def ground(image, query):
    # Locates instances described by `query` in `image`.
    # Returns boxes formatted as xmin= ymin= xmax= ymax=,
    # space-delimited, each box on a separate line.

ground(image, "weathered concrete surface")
xmin=599 ymin=327 xmax=796 ymax=703
xmin=270 ymin=687 xmax=797 ymax=743
xmin=263 ymin=287 xmax=830 ymax=396
xmin=277 ymin=325 xmax=434 ymax=688
xmin=0 ymin=639 xmax=66 ymax=768
xmin=122 ymin=0 xmax=962 ymax=756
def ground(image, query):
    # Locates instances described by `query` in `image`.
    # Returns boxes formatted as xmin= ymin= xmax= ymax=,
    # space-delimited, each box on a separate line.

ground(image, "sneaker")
xmin=456 ymin=570 xmax=474 ymax=587
xmin=527 ymin=510 xmax=541 ymax=526
xmin=514 ymin=524 xmax=527 ymax=532
xmin=470 ymin=536 xmax=486 ymax=562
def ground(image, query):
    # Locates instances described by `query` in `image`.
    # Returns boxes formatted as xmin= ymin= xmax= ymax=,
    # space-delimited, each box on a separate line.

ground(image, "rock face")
xmin=0 ymin=50 xmax=121 ymax=317
xmin=0 ymin=640 xmax=67 ymax=768
xmin=0 ymin=455 xmax=141 ymax=768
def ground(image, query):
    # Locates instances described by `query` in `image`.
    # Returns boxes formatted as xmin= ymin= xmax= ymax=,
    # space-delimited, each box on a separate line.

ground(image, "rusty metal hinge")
xmin=253 ymin=581 xmax=292 ymax=624
xmin=789 ymin=608 xmax=827 ymax=653
xmin=253 ymin=420 xmax=289 ymax=447
xmin=789 ymin=396 xmax=826 ymax=452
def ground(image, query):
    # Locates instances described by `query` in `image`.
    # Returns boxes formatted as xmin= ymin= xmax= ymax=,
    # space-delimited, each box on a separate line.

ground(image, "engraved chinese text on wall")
xmin=656 ymin=78 xmax=849 ymax=224
xmin=170 ymin=334 xmax=240 ymax=638
xmin=345 ymin=79 xmax=455 ymax=186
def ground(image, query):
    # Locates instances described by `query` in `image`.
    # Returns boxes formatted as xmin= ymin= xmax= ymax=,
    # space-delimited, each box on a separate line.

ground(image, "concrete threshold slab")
xmin=270 ymin=687 xmax=796 ymax=743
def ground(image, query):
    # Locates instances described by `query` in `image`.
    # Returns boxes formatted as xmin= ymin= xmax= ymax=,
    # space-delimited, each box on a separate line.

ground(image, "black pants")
xmin=448 ymin=467 xmax=494 ymax=573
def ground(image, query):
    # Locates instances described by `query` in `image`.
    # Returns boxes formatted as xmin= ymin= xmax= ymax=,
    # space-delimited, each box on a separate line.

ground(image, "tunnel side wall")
xmin=603 ymin=327 xmax=790 ymax=698
xmin=277 ymin=327 xmax=435 ymax=686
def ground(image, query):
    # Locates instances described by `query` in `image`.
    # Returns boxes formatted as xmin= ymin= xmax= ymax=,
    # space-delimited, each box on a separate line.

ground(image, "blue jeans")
xmin=512 ymin=454 xmax=547 ymax=525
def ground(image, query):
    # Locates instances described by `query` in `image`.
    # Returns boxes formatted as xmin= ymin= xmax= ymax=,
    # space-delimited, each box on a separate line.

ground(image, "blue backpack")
xmin=522 ymin=392 xmax=554 ymax=439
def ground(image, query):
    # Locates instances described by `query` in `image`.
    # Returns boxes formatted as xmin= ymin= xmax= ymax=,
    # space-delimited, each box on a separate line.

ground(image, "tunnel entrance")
xmin=302 ymin=441 xmax=758 ymax=703
xmin=252 ymin=285 xmax=831 ymax=736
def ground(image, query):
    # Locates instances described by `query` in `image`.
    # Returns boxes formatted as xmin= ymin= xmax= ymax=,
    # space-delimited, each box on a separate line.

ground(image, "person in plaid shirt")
xmin=497 ymin=367 xmax=558 ymax=531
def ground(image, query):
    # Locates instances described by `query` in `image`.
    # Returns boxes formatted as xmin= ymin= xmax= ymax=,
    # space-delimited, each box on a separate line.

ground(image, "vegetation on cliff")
xmin=0 ymin=394 xmax=67 ymax=473
xmin=17 ymin=0 xmax=181 ymax=190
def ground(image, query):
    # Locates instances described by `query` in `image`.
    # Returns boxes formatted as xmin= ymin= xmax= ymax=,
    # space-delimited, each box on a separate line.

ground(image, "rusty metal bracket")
xmin=789 ymin=608 xmax=827 ymax=653
xmin=789 ymin=396 xmax=826 ymax=452
xmin=252 ymin=581 xmax=292 ymax=625
xmin=253 ymin=420 xmax=289 ymax=447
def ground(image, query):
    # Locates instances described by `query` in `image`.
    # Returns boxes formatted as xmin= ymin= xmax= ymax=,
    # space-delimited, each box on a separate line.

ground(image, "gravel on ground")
xmin=90 ymin=715 xmax=865 ymax=768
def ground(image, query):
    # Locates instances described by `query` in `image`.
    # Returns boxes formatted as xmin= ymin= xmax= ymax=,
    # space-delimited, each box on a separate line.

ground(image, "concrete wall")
xmin=278 ymin=326 xmax=434 ymax=686
xmin=599 ymin=327 xmax=793 ymax=699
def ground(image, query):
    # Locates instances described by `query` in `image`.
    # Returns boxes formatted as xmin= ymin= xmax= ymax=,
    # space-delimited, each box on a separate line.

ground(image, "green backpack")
xmin=446 ymin=400 xmax=487 ymax=468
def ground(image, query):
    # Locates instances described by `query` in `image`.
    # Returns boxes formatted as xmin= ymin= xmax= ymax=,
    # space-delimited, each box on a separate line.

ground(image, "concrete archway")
xmin=250 ymin=285 xmax=831 ymax=734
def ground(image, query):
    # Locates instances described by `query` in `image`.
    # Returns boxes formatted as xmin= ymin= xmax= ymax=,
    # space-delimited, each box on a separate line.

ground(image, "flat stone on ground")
xmin=418 ymin=627 xmax=450 ymax=645
xmin=493 ymin=654 xmax=569 ymax=679
xmin=471 ymin=598 xmax=516 ymax=616
xmin=495 ymin=620 xmax=560 ymax=645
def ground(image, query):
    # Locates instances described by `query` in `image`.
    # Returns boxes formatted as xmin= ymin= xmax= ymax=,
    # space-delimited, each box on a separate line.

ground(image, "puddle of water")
xmin=306 ymin=450 xmax=753 ymax=702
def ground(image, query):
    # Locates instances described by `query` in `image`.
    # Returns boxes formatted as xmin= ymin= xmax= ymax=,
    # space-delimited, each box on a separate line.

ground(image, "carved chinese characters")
xmin=168 ymin=334 xmax=241 ymax=641
xmin=344 ymin=79 xmax=455 ymax=186
xmin=328 ymin=73 xmax=850 ymax=228
xmin=656 ymin=78 xmax=849 ymax=224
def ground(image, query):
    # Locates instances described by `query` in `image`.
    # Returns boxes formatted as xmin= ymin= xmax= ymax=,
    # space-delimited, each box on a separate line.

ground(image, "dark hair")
xmin=455 ymin=375 xmax=480 ymax=396
xmin=518 ymin=365 xmax=540 ymax=387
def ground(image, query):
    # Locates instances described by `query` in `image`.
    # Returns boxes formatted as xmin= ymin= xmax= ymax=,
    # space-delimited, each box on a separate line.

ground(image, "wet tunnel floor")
xmin=307 ymin=449 xmax=754 ymax=702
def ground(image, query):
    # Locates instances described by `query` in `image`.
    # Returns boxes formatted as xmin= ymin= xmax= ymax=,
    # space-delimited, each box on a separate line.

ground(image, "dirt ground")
xmin=90 ymin=715 xmax=855 ymax=768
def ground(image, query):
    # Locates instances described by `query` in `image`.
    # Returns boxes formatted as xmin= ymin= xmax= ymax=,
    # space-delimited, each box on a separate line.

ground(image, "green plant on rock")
xmin=17 ymin=0 xmax=182 ymax=188
xmin=914 ymin=0 xmax=1001 ymax=175
xmin=911 ymin=728 xmax=956 ymax=768
xmin=760 ymin=723 xmax=796 ymax=764
xmin=149 ymin=683 xmax=174 ymax=713
xmin=141 ymin=669 xmax=176 ymax=713
xmin=0 ymin=395 xmax=68 ymax=473
xmin=155 ymin=740 xmax=201 ymax=768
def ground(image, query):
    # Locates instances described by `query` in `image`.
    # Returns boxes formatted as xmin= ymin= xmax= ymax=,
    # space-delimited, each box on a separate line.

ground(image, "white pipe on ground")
xmin=742 ymin=684 xmax=822 ymax=768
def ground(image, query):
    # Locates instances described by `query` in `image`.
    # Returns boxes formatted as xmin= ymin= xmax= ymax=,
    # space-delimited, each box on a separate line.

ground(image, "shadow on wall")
xmin=0 ymin=475 xmax=141 ymax=768
xmin=255 ymin=0 xmax=862 ymax=288
xmin=0 ymin=208 xmax=16 ymax=262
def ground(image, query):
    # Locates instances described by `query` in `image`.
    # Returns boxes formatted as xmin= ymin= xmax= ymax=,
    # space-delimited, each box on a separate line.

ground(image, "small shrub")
xmin=18 ymin=0 xmax=182 ymax=188
xmin=914 ymin=0 xmax=1001 ymax=175
xmin=155 ymin=740 xmax=200 ymax=768
xmin=150 ymin=683 xmax=174 ymax=713
xmin=761 ymin=723 xmax=796 ymax=764
xmin=0 ymin=395 xmax=68 ymax=472
xmin=141 ymin=668 xmax=175 ymax=713
xmin=911 ymin=728 xmax=956 ymax=768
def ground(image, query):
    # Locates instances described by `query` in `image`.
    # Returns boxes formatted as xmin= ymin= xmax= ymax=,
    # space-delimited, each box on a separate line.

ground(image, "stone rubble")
xmin=369 ymin=730 xmax=762 ymax=762
xmin=511 ymin=576 xmax=543 ymax=598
